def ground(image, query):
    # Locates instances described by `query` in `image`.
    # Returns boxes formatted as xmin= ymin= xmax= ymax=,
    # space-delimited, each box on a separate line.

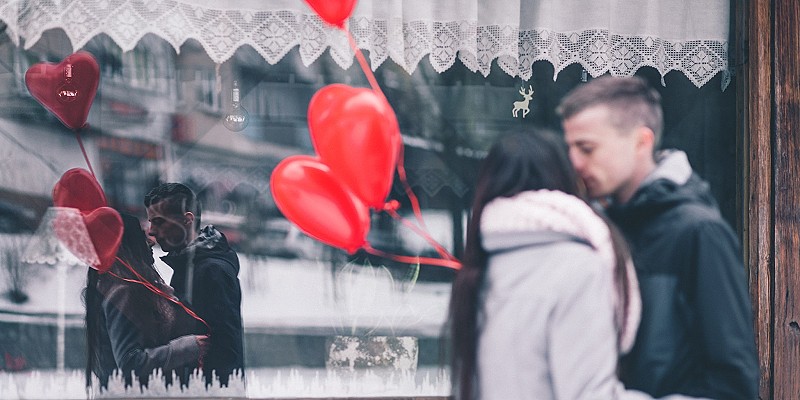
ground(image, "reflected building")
xmin=0 ymin=25 xmax=488 ymax=374
xmin=0 ymin=27 xmax=500 ymax=261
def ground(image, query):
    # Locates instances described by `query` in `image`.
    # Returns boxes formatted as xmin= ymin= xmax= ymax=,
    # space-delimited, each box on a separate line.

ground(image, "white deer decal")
xmin=512 ymin=85 xmax=534 ymax=118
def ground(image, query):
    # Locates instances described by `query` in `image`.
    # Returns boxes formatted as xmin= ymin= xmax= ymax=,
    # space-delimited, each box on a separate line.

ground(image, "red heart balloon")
xmin=308 ymin=84 xmax=401 ymax=209
xmin=270 ymin=155 xmax=370 ymax=254
xmin=304 ymin=0 xmax=357 ymax=29
xmin=25 ymin=51 xmax=100 ymax=131
xmin=52 ymin=206 xmax=122 ymax=273
xmin=53 ymin=168 xmax=107 ymax=212
xmin=82 ymin=207 xmax=123 ymax=273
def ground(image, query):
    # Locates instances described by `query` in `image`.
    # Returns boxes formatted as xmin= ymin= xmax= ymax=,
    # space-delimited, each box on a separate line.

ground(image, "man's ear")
xmin=636 ymin=126 xmax=656 ymax=155
xmin=184 ymin=212 xmax=195 ymax=227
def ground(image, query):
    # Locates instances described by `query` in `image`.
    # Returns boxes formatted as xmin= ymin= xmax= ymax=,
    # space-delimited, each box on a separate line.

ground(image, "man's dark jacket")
xmin=608 ymin=151 xmax=758 ymax=400
xmin=162 ymin=226 xmax=244 ymax=386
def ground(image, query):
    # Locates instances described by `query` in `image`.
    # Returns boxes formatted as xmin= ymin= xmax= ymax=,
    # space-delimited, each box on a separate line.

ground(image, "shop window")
xmin=0 ymin=22 xmax=736 ymax=399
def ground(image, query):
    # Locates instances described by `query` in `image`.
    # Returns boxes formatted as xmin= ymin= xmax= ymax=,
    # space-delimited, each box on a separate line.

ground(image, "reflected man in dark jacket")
xmin=144 ymin=183 xmax=244 ymax=387
xmin=558 ymin=76 xmax=758 ymax=399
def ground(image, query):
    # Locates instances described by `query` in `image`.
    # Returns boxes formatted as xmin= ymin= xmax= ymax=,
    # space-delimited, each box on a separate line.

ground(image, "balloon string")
xmin=383 ymin=205 xmax=459 ymax=262
xmin=74 ymin=129 xmax=96 ymax=177
xmin=363 ymin=244 xmax=461 ymax=270
xmin=394 ymin=145 xmax=427 ymax=230
xmin=345 ymin=24 xmax=459 ymax=269
xmin=391 ymin=140 xmax=460 ymax=263
xmin=108 ymin=257 xmax=211 ymax=333
xmin=346 ymin=30 xmax=384 ymax=99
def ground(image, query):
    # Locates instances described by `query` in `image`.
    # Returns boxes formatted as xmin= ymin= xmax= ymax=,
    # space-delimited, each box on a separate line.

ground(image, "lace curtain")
xmin=0 ymin=0 xmax=729 ymax=88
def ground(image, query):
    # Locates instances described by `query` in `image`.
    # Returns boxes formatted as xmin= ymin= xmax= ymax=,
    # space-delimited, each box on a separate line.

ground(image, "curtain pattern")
xmin=0 ymin=0 xmax=729 ymax=87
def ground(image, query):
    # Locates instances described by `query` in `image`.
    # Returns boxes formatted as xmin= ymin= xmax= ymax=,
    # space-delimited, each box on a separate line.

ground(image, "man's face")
xmin=563 ymin=105 xmax=641 ymax=203
xmin=146 ymin=200 xmax=192 ymax=252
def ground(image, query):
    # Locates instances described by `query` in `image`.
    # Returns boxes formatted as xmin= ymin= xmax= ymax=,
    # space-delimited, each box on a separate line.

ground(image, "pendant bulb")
xmin=223 ymin=80 xmax=250 ymax=132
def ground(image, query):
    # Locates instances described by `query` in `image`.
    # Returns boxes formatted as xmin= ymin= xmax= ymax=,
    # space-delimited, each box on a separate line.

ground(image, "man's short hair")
xmin=143 ymin=183 xmax=202 ymax=231
xmin=556 ymin=75 xmax=664 ymax=148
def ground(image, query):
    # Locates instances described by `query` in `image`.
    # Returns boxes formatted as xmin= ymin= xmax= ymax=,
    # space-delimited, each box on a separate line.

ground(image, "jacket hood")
xmin=479 ymin=189 xmax=641 ymax=353
xmin=481 ymin=230 xmax=587 ymax=254
xmin=609 ymin=150 xmax=719 ymax=221
xmin=161 ymin=225 xmax=240 ymax=274
xmin=480 ymin=190 xmax=612 ymax=266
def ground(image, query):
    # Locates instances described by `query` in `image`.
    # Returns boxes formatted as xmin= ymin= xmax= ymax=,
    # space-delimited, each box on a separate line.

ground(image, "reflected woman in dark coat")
xmin=85 ymin=213 xmax=208 ymax=390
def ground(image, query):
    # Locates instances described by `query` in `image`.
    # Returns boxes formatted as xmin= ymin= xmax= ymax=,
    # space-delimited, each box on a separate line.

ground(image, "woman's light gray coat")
xmin=475 ymin=190 xmax=701 ymax=400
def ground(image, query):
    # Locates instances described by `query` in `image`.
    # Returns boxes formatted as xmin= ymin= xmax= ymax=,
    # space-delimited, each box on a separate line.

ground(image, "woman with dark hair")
xmin=85 ymin=213 xmax=208 ymax=390
xmin=449 ymin=131 xmax=655 ymax=399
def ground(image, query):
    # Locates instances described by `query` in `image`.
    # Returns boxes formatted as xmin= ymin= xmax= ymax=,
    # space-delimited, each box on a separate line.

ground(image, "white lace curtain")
xmin=0 ymin=0 xmax=729 ymax=88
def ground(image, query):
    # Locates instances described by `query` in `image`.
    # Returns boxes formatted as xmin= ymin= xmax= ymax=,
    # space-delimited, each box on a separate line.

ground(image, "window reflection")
xmin=0 ymin=27 xmax=471 ymax=398
xmin=0 ymin=19 xmax=737 ymax=398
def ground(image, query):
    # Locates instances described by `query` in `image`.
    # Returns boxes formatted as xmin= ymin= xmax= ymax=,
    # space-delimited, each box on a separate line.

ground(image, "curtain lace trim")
xmin=0 ymin=2 xmax=729 ymax=88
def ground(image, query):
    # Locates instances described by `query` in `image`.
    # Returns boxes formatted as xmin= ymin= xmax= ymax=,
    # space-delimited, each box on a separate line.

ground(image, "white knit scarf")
xmin=481 ymin=189 xmax=641 ymax=354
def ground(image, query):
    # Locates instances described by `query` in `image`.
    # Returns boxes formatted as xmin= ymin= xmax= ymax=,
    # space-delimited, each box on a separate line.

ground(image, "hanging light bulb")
xmin=223 ymin=80 xmax=249 ymax=132
xmin=57 ymin=63 xmax=79 ymax=103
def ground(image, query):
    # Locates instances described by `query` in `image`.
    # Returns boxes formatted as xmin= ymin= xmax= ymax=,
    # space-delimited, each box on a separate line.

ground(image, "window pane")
xmin=0 ymin=23 xmax=736 ymax=398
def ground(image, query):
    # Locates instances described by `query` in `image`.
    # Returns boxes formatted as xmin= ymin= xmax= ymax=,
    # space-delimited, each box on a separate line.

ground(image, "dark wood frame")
xmin=740 ymin=0 xmax=800 ymax=398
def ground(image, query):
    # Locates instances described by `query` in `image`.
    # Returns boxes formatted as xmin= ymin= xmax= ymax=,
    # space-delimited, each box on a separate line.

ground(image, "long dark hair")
xmin=85 ymin=213 xmax=167 ymax=389
xmin=448 ymin=131 xmax=633 ymax=399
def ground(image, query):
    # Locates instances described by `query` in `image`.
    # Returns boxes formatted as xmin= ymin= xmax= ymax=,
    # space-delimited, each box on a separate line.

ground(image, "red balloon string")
xmin=345 ymin=30 xmax=385 ymax=100
xmin=394 ymin=145 xmax=427 ymax=229
xmin=74 ymin=128 xmax=96 ymax=178
xmin=363 ymin=243 xmax=461 ymax=270
xmin=382 ymin=204 xmax=459 ymax=263
xmin=343 ymin=26 xmax=425 ymax=228
xmin=345 ymin=26 xmax=461 ymax=270
xmin=108 ymin=257 xmax=211 ymax=333
xmin=387 ymin=129 xmax=461 ymax=265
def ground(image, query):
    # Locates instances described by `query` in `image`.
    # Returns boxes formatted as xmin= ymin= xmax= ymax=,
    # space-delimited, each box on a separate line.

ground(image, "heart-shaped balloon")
xmin=308 ymin=84 xmax=401 ymax=209
xmin=52 ymin=206 xmax=122 ymax=273
xmin=52 ymin=168 xmax=120 ymax=272
xmin=270 ymin=155 xmax=370 ymax=254
xmin=53 ymin=168 xmax=107 ymax=212
xmin=82 ymin=207 xmax=123 ymax=273
xmin=304 ymin=0 xmax=357 ymax=29
xmin=25 ymin=51 xmax=100 ymax=131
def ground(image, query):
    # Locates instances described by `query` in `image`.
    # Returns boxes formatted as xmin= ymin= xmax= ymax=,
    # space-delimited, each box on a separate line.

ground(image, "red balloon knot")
xmin=383 ymin=200 xmax=400 ymax=212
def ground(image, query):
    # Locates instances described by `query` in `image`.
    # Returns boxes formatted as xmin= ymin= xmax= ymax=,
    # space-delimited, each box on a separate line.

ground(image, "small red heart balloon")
xmin=82 ymin=207 xmax=123 ymax=273
xmin=52 ymin=168 xmax=120 ymax=272
xmin=52 ymin=206 xmax=122 ymax=273
xmin=308 ymin=84 xmax=401 ymax=209
xmin=270 ymin=155 xmax=370 ymax=254
xmin=304 ymin=0 xmax=357 ymax=29
xmin=25 ymin=51 xmax=100 ymax=131
xmin=53 ymin=168 xmax=107 ymax=212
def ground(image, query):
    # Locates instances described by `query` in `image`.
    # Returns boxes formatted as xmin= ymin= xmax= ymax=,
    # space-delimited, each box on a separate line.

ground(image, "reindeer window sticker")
xmin=512 ymin=85 xmax=534 ymax=118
